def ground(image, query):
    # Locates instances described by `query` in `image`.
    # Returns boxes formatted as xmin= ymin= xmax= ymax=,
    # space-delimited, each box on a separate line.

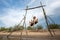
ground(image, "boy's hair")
xmin=33 ymin=16 xmax=36 ymax=19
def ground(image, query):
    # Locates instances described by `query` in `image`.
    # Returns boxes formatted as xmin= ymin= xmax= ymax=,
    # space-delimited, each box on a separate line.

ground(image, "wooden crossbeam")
xmin=24 ymin=5 xmax=45 ymax=10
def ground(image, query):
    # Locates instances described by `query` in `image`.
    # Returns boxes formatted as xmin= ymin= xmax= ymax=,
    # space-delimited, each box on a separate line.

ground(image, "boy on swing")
xmin=29 ymin=16 xmax=38 ymax=26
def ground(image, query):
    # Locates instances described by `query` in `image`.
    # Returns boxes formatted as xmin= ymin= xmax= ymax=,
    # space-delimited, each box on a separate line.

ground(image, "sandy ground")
xmin=0 ymin=30 xmax=60 ymax=40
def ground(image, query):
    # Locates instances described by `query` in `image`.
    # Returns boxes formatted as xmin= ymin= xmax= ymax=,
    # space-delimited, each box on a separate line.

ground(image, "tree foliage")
xmin=0 ymin=27 xmax=8 ymax=31
xmin=0 ymin=25 xmax=24 ymax=32
xmin=48 ymin=24 xmax=60 ymax=29
xmin=27 ymin=26 xmax=33 ymax=30
xmin=13 ymin=25 xmax=24 ymax=31
xmin=36 ymin=25 xmax=43 ymax=30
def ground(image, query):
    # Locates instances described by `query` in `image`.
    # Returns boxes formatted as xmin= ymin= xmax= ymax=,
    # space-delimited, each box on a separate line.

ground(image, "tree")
xmin=13 ymin=25 xmax=24 ymax=31
xmin=7 ymin=27 xmax=13 ymax=32
xmin=19 ymin=26 xmax=24 ymax=30
xmin=27 ymin=26 xmax=33 ymax=30
xmin=36 ymin=25 xmax=43 ymax=30
xmin=0 ymin=27 xmax=8 ymax=31
xmin=48 ymin=24 xmax=60 ymax=29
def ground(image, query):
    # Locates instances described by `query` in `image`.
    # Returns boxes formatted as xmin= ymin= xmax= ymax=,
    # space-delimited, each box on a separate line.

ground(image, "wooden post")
xmin=40 ymin=2 xmax=53 ymax=37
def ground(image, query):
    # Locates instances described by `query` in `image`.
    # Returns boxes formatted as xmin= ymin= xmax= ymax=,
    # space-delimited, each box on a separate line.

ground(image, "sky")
xmin=0 ymin=0 xmax=60 ymax=28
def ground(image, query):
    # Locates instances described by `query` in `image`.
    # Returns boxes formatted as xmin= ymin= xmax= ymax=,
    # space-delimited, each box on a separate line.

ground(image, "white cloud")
xmin=0 ymin=8 xmax=25 ymax=27
xmin=0 ymin=7 xmax=44 ymax=27
xmin=27 ymin=0 xmax=36 ymax=6
xmin=46 ymin=0 xmax=60 ymax=16
xmin=0 ymin=0 xmax=60 ymax=27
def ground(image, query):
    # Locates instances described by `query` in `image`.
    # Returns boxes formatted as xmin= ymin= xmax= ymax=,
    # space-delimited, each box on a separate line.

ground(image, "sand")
xmin=0 ymin=30 xmax=60 ymax=40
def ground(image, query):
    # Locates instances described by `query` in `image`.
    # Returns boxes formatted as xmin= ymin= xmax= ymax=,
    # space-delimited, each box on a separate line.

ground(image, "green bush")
xmin=12 ymin=25 xmax=24 ymax=31
xmin=0 ymin=27 xmax=8 ymax=31
xmin=36 ymin=25 xmax=43 ymax=30
xmin=48 ymin=24 xmax=60 ymax=29
xmin=7 ymin=27 xmax=13 ymax=32
xmin=27 ymin=26 xmax=33 ymax=30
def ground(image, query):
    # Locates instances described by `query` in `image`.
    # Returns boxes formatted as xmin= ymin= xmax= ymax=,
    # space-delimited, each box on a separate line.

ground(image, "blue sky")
xmin=0 ymin=0 xmax=60 ymax=28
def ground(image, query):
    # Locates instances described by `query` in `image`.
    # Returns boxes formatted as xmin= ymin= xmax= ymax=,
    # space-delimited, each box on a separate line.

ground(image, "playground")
xmin=0 ymin=1 xmax=60 ymax=40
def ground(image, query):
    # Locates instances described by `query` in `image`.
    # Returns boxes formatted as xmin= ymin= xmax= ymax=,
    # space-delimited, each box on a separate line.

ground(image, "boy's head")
xmin=33 ymin=16 xmax=36 ymax=19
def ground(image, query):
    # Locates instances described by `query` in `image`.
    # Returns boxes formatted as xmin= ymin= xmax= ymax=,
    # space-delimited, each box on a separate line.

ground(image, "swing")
xmin=33 ymin=16 xmax=38 ymax=24
xmin=29 ymin=16 xmax=38 ymax=26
